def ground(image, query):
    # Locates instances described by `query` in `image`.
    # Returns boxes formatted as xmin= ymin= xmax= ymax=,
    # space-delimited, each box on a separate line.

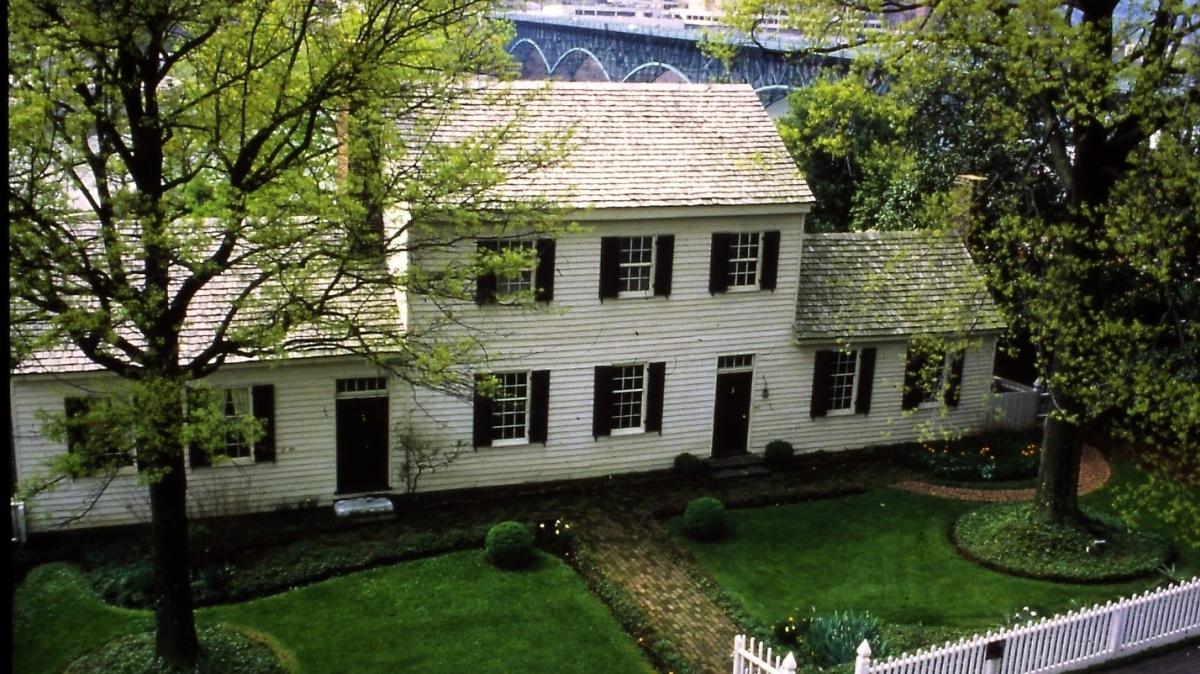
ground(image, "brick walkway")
xmin=574 ymin=506 xmax=741 ymax=674
xmin=892 ymin=443 xmax=1111 ymax=502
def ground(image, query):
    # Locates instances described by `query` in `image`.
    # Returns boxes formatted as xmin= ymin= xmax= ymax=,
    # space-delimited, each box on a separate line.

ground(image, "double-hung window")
xmin=827 ymin=350 xmax=860 ymax=413
xmin=611 ymin=364 xmax=647 ymax=432
xmin=728 ymin=232 xmax=762 ymax=288
xmin=189 ymin=384 xmax=276 ymax=467
xmin=476 ymin=238 xmax=555 ymax=304
xmin=221 ymin=387 xmax=255 ymax=460
xmin=599 ymin=235 xmax=674 ymax=299
xmin=618 ymin=236 xmax=655 ymax=295
xmin=492 ymin=372 xmax=531 ymax=445
xmin=810 ymin=348 xmax=876 ymax=417
xmin=592 ymin=362 xmax=666 ymax=437
xmin=902 ymin=344 xmax=966 ymax=410
xmin=63 ymin=397 xmax=135 ymax=471
xmin=709 ymin=231 xmax=780 ymax=293
xmin=473 ymin=370 xmax=550 ymax=447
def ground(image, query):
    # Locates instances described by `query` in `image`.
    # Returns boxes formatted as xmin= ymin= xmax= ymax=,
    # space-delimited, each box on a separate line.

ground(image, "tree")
xmin=726 ymin=1 xmax=1199 ymax=526
xmin=8 ymin=0 xmax=564 ymax=666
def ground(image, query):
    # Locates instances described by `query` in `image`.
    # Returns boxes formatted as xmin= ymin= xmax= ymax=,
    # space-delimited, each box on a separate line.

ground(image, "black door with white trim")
xmin=336 ymin=396 xmax=389 ymax=494
xmin=711 ymin=371 xmax=752 ymax=458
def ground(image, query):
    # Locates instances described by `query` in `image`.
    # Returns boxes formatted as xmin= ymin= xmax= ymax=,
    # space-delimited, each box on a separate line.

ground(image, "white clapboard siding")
xmin=11 ymin=212 xmax=999 ymax=529
xmin=11 ymin=358 xmax=391 ymax=531
xmin=401 ymin=214 xmax=996 ymax=492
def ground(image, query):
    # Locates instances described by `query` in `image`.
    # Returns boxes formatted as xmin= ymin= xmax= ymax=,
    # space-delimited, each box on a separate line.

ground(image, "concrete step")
xmin=711 ymin=465 xmax=771 ymax=480
xmin=704 ymin=453 xmax=763 ymax=470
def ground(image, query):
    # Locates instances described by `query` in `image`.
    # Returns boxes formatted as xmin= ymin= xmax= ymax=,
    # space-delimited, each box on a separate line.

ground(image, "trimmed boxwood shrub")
xmin=485 ymin=521 xmax=535 ymax=569
xmin=673 ymin=452 xmax=705 ymax=476
xmin=682 ymin=496 xmax=728 ymax=541
xmin=763 ymin=440 xmax=795 ymax=470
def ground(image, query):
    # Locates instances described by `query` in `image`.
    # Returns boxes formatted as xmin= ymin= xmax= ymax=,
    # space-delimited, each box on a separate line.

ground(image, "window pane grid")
xmin=729 ymin=232 xmax=760 ymax=287
xmin=718 ymin=354 xmax=754 ymax=371
xmin=920 ymin=354 xmax=948 ymax=403
xmin=618 ymin=236 xmax=654 ymax=293
xmin=223 ymin=387 xmax=254 ymax=459
xmin=336 ymin=377 xmax=387 ymax=394
xmin=611 ymin=365 xmax=645 ymax=429
xmin=492 ymin=372 xmax=529 ymax=441
xmin=829 ymin=351 xmax=858 ymax=411
xmin=496 ymin=241 xmax=534 ymax=296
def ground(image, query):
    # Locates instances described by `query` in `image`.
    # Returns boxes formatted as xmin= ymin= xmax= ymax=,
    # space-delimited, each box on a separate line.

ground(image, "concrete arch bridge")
xmin=507 ymin=14 xmax=852 ymax=115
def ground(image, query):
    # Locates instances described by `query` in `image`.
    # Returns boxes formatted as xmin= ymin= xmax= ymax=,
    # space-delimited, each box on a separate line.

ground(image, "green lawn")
xmin=14 ymin=551 xmax=654 ymax=674
xmin=671 ymin=463 xmax=1198 ymax=633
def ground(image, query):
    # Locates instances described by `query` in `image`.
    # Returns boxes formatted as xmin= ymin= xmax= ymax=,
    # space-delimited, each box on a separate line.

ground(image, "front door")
xmin=711 ymin=371 xmax=752 ymax=458
xmin=336 ymin=396 xmax=390 ymax=494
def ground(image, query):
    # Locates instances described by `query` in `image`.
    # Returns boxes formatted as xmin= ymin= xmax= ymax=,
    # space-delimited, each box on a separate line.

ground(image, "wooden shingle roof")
xmin=794 ymin=231 xmax=1007 ymax=342
xmin=429 ymin=81 xmax=813 ymax=210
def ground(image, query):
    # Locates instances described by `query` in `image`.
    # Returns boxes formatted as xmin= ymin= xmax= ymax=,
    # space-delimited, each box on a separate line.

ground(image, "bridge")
xmin=506 ymin=14 xmax=853 ymax=112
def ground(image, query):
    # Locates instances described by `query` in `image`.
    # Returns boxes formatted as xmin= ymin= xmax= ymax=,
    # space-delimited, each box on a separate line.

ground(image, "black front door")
xmin=711 ymin=371 xmax=752 ymax=458
xmin=336 ymin=396 xmax=389 ymax=494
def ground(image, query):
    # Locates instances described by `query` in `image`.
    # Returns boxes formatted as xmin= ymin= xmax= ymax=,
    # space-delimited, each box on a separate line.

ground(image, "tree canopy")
xmin=8 ymin=0 xmax=565 ymax=665
xmin=727 ymin=0 xmax=1199 ymax=530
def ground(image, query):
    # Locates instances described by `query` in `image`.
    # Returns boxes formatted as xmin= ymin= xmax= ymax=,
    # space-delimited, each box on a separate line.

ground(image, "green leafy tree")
xmin=9 ymin=0 xmax=565 ymax=666
xmin=727 ymin=1 xmax=1199 ymax=527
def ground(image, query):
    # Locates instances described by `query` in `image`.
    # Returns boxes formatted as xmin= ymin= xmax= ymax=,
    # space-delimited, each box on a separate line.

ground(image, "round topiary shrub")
xmin=682 ymin=496 xmax=729 ymax=541
xmin=673 ymin=452 xmax=704 ymax=476
xmin=763 ymin=440 xmax=795 ymax=470
xmin=485 ymin=521 xmax=535 ymax=569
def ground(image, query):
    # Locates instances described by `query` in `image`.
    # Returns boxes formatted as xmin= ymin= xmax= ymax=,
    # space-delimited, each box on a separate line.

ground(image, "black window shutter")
xmin=529 ymin=370 xmax=550 ymax=444
xmin=475 ymin=240 xmax=498 ymax=305
xmin=473 ymin=374 xmax=494 ymax=448
xmin=599 ymin=237 xmax=620 ymax=299
xmin=709 ymin=233 xmax=731 ymax=293
xmin=186 ymin=390 xmax=211 ymax=468
xmin=252 ymin=385 xmax=276 ymax=463
xmin=902 ymin=346 xmax=927 ymax=411
xmin=944 ymin=350 xmax=965 ymax=407
xmin=592 ymin=366 xmax=614 ymax=438
xmin=855 ymin=348 xmax=876 ymax=415
xmin=64 ymin=397 xmax=88 ymax=454
xmin=535 ymin=239 xmax=555 ymax=303
xmin=644 ymin=362 xmax=666 ymax=433
xmin=810 ymin=350 xmax=835 ymax=417
xmin=760 ymin=231 xmax=780 ymax=290
xmin=653 ymin=235 xmax=674 ymax=297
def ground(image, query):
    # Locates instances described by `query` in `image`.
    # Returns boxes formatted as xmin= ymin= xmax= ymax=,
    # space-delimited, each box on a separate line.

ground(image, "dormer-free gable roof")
xmin=427 ymin=81 xmax=814 ymax=211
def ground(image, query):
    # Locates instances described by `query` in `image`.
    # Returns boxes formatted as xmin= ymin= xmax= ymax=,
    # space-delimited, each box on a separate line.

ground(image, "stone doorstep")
xmin=332 ymin=496 xmax=395 ymax=520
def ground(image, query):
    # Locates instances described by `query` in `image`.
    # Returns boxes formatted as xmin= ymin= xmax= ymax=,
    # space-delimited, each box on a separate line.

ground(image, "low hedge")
xmin=954 ymin=503 xmax=1171 ymax=582
xmin=63 ymin=625 xmax=291 ymax=674
xmin=90 ymin=525 xmax=490 ymax=608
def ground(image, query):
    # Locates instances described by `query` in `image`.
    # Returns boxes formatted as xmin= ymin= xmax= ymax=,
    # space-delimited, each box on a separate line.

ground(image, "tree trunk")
xmin=149 ymin=448 xmax=200 ymax=666
xmin=1032 ymin=415 xmax=1083 ymax=525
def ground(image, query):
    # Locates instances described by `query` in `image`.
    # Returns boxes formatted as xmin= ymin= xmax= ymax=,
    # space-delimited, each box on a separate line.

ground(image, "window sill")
xmin=616 ymin=290 xmax=654 ymax=299
xmin=491 ymin=438 xmax=530 ymax=448
xmin=609 ymin=426 xmax=646 ymax=437
xmin=826 ymin=408 xmax=858 ymax=417
xmin=725 ymin=285 xmax=761 ymax=293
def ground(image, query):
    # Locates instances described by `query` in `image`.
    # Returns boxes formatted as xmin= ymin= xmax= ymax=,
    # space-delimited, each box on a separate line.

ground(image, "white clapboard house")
xmin=10 ymin=82 xmax=1007 ymax=531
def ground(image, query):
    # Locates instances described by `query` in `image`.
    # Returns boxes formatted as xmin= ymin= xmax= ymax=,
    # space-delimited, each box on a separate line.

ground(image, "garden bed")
xmin=898 ymin=429 xmax=1040 ymax=483
xmin=953 ymin=503 xmax=1171 ymax=583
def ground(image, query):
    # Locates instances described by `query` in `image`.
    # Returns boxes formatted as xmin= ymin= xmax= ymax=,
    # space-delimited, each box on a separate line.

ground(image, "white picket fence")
xmin=732 ymin=635 xmax=797 ymax=674
xmin=732 ymin=577 xmax=1200 ymax=674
